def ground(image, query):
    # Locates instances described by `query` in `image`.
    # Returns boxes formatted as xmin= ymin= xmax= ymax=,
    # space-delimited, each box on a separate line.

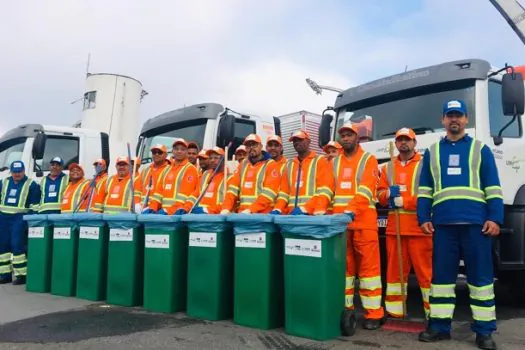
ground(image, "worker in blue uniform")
xmin=0 ymin=161 xmax=41 ymax=285
xmin=38 ymin=157 xmax=69 ymax=214
xmin=417 ymin=100 xmax=503 ymax=350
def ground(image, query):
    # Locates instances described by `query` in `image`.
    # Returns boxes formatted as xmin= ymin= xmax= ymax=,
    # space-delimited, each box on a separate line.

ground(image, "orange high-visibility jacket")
xmin=183 ymin=170 xmax=230 ymax=214
xmin=377 ymin=152 xmax=423 ymax=235
xmin=222 ymin=157 xmax=281 ymax=213
xmin=332 ymin=146 xmax=379 ymax=230
xmin=92 ymin=174 xmax=139 ymax=214
xmin=60 ymin=179 xmax=91 ymax=213
xmin=275 ymin=157 xmax=287 ymax=176
xmin=134 ymin=161 xmax=171 ymax=207
xmin=149 ymin=160 xmax=198 ymax=214
xmin=274 ymin=151 xmax=334 ymax=214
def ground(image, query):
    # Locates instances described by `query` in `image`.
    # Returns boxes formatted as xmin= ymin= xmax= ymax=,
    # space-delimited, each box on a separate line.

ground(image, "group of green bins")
xmin=22 ymin=212 xmax=351 ymax=341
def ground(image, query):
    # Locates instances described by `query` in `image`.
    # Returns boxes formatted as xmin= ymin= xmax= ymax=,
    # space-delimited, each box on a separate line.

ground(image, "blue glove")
xmin=191 ymin=206 xmax=206 ymax=214
xmin=142 ymin=208 xmax=155 ymax=214
xmin=174 ymin=208 xmax=186 ymax=215
xmin=157 ymin=208 xmax=168 ymax=215
xmin=344 ymin=211 xmax=355 ymax=221
xmin=389 ymin=185 xmax=401 ymax=198
xmin=388 ymin=197 xmax=396 ymax=209
xmin=290 ymin=207 xmax=306 ymax=215
xmin=269 ymin=210 xmax=281 ymax=215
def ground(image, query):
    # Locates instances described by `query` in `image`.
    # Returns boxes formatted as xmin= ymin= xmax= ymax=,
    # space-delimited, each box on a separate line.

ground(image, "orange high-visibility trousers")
xmin=385 ymin=235 xmax=432 ymax=318
xmin=345 ymin=229 xmax=384 ymax=320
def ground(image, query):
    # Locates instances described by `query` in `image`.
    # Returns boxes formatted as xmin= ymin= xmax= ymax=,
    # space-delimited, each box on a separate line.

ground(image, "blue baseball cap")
xmin=50 ymin=156 xmax=64 ymax=166
xmin=443 ymin=99 xmax=467 ymax=115
xmin=10 ymin=161 xmax=25 ymax=173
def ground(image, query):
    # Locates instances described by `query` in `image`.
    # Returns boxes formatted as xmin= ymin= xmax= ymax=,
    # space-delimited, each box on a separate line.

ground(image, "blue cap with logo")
xmin=50 ymin=156 xmax=64 ymax=166
xmin=10 ymin=161 xmax=25 ymax=173
xmin=443 ymin=99 xmax=467 ymax=115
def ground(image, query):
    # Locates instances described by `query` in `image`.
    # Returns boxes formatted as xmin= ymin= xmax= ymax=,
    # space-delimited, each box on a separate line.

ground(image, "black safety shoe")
xmin=340 ymin=309 xmax=357 ymax=336
xmin=418 ymin=328 xmax=451 ymax=342
xmin=0 ymin=276 xmax=13 ymax=284
xmin=12 ymin=276 xmax=26 ymax=285
xmin=363 ymin=317 xmax=384 ymax=330
xmin=476 ymin=334 xmax=497 ymax=350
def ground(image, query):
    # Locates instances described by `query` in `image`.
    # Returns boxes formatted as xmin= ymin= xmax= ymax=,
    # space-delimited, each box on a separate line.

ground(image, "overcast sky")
xmin=2 ymin=0 xmax=525 ymax=136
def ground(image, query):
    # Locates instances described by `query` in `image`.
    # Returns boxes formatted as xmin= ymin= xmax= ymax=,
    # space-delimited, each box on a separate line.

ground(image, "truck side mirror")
xmin=502 ymin=72 xmax=525 ymax=116
xmin=273 ymin=116 xmax=282 ymax=137
xmin=217 ymin=113 xmax=236 ymax=148
xmin=32 ymin=132 xmax=47 ymax=160
xmin=319 ymin=114 xmax=333 ymax=148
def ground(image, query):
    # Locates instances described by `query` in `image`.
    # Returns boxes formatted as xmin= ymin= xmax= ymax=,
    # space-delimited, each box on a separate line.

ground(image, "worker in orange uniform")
xmin=197 ymin=149 xmax=209 ymax=174
xmin=60 ymin=164 xmax=90 ymax=213
xmin=183 ymin=147 xmax=228 ymax=214
xmin=221 ymin=134 xmax=281 ymax=214
xmin=377 ymin=128 xmax=431 ymax=319
xmin=333 ymin=122 xmax=384 ymax=335
xmin=266 ymin=135 xmax=287 ymax=174
xmin=323 ymin=141 xmax=342 ymax=161
xmin=92 ymin=158 xmax=108 ymax=190
xmin=133 ymin=144 xmax=171 ymax=212
xmin=143 ymin=138 xmax=198 ymax=215
xmin=271 ymin=130 xmax=334 ymax=215
xmin=92 ymin=156 xmax=139 ymax=214
xmin=234 ymin=145 xmax=247 ymax=163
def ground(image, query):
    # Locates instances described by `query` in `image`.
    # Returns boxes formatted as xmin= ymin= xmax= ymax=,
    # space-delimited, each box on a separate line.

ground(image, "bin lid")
xmin=23 ymin=214 xmax=48 ymax=222
xmin=72 ymin=213 xmax=104 ymax=221
xmin=274 ymin=214 xmax=351 ymax=226
xmin=181 ymin=214 xmax=228 ymax=223
xmin=47 ymin=213 xmax=75 ymax=222
xmin=103 ymin=213 xmax=138 ymax=222
xmin=137 ymin=214 xmax=182 ymax=223
xmin=226 ymin=213 xmax=274 ymax=224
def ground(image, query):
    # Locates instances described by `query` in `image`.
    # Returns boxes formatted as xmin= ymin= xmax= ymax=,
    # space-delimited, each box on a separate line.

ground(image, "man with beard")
xmin=417 ymin=100 xmax=503 ymax=350
xmin=134 ymin=144 xmax=171 ymax=212
xmin=377 ymin=128 xmax=431 ymax=320
xmin=221 ymin=134 xmax=281 ymax=214
xmin=187 ymin=142 xmax=199 ymax=166
xmin=197 ymin=149 xmax=209 ymax=174
xmin=60 ymin=163 xmax=90 ymax=213
xmin=272 ymin=131 xmax=333 ymax=215
xmin=38 ymin=157 xmax=69 ymax=214
xmin=266 ymin=135 xmax=287 ymax=174
xmin=332 ymin=123 xmax=383 ymax=335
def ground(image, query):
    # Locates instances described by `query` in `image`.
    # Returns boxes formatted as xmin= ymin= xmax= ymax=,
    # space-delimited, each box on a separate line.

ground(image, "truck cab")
xmin=136 ymin=103 xmax=279 ymax=171
xmin=319 ymin=58 xmax=525 ymax=297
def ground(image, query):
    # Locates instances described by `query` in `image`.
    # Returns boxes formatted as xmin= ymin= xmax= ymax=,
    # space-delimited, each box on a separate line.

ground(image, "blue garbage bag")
xmin=47 ymin=213 xmax=78 ymax=229
xmin=274 ymin=214 xmax=352 ymax=239
xmin=226 ymin=214 xmax=277 ymax=235
xmin=181 ymin=214 xmax=230 ymax=232
xmin=137 ymin=214 xmax=183 ymax=230
xmin=72 ymin=213 xmax=105 ymax=227
xmin=23 ymin=214 xmax=49 ymax=228
xmin=103 ymin=213 xmax=140 ymax=230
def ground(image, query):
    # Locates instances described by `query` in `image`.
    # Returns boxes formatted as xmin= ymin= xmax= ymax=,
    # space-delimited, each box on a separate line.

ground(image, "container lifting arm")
xmin=489 ymin=0 xmax=525 ymax=46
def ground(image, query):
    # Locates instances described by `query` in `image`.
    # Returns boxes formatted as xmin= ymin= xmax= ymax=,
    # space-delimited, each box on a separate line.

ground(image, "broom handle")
xmin=389 ymin=141 xmax=407 ymax=318
xmin=223 ymin=144 xmax=229 ymax=200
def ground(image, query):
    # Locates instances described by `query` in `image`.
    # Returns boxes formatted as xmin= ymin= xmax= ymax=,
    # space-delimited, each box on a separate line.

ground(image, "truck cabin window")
xmin=36 ymin=136 xmax=80 ymax=171
xmin=230 ymin=119 xmax=256 ymax=159
xmin=0 ymin=137 xmax=26 ymax=171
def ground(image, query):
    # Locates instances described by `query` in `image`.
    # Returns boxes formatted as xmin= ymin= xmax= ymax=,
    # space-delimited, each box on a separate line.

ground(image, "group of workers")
xmin=0 ymin=99 xmax=501 ymax=349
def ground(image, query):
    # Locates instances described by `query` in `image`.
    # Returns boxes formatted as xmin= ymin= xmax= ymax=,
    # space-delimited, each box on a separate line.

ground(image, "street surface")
xmin=0 ymin=277 xmax=524 ymax=350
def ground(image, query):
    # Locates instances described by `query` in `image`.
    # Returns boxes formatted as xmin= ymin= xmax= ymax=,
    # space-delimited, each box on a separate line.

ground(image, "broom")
xmin=382 ymin=141 xmax=426 ymax=333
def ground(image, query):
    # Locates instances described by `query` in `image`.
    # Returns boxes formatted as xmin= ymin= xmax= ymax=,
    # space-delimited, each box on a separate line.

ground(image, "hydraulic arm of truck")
xmin=489 ymin=0 xmax=525 ymax=46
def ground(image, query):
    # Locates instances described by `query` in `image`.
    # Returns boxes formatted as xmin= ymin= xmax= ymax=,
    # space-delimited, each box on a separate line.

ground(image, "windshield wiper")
xmin=0 ymin=166 xmax=8 ymax=172
xmin=382 ymin=126 xmax=435 ymax=137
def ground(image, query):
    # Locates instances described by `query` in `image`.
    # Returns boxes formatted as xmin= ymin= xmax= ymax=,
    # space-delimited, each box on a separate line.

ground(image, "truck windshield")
xmin=0 ymin=137 xmax=26 ymax=171
xmin=335 ymin=80 xmax=476 ymax=141
xmin=140 ymin=119 xmax=207 ymax=164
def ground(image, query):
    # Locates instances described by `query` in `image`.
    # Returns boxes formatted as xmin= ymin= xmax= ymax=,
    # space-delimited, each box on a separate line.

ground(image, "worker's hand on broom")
xmin=191 ymin=206 xmax=208 ymax=214
xmin=344 ymin=210 xmax=355 ymax=221
xmin=393 ymin=196 xmax=403 ymax=209
xmin=269 ymin=209 xmax=281 ymax=215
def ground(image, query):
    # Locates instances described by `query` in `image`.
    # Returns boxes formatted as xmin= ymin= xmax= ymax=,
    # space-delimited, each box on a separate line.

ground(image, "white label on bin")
xmin=54 ymin=227 xmax=71 ymax=240
xmin=235 ymin=232 xmax=266 ymax=249
xmin=28 ymin=227 xmax=45 ymax=239
xmin=284 ymin=238 xmax=322 ymax=258
xmin=79 ymin=227 xmax=100 ymax=240
xmin=189 ymin=232 xmax=217 ymax=248
xmin=109 ymin=228 xmax=133 ymax=242
xmin=145 ymin=234 xmax=170 ymax=249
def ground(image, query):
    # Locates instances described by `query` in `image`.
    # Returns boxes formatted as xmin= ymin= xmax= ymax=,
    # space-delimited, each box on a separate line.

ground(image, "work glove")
xmin=220 ymin=209 xmax=230 ymax=215
xmin=389 ymin=185 xmax=401 ymax=198
xmin=290 ymin=207 xmax=307 ymax=215
xmin=240 ymin=209 xmax=251 ymax=214
xmin=269 ymin=210 xmax=281 ymax=215
xmin=344 ymin=210 xmax=356 ymax=221
xmin=134 ymin=203 xmax=143 ymax=213
xmin=157 ymin=208 xmax=168 ymax=215
xmin=174 ymin=209 xmax=186 ymax=215
xmin=142 ymin=208 xmax=155 ymax=214
xmin=394 ymin=196 xmax=403 ymax=209
xmin=191 ymin=206 xmax=208 ymax=214
xmin=313 ymin=210 xmax=326 ymax=216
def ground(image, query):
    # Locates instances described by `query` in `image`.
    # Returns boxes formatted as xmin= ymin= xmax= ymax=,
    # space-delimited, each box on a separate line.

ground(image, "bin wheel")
xmin=340 ymin=309 xmax=357 ymax=337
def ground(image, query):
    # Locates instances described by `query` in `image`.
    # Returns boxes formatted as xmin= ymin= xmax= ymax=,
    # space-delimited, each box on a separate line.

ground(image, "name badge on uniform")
xmin=204 ymin=192 xmax=213 ymax=198
xmin=110 ymin=193 xmax=119 ymax=199
xmin=7 ymin=198 xmax=16 ymax=204
xmin=49 ymin=192 xmax=57 ymax=197
xmin=165 ymin=184 xmax=172 ymax=190
xmin=449 ymin=154 xmax=460 ymax=166
xmin=49 ymin=184 xmax=56 ymax=192
xmin=244 ymin=181 xmax=253 ymax=189
xmin=62 ymin=198 xmax=69 ymax=204
xmin=447 ymin=167 xmax=462 ymax=175
xmin=399 ymin=185 xmax=407 ymax=192
xmin=9 ymin=189 xmax=17 ymax=196
xmin=298 ymin=181 xmax=304 ymax=188
xmin=341 ymin=181 xmax=352 ymax=189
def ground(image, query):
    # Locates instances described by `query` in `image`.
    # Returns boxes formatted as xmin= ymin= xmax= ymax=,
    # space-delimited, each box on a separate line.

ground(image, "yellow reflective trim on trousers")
xmin=346 ymin=276 xmax=355 ymax=289
xmin=0 ymin=266 xmax=12 ymax=274
xmin=484 ymin=186 xmax=503 ymax=200
xmin=0 ymin=253 xmax=11 ymax=263
xmin=345 ymin=295 xmax=354 ymax=308
xmin=433 ymin=187 xmax=485 ymax=206
xmin=468 ymin=284 xmax=495 ymax=301
xmin=359 ymin=276 xmax=382 ymax=290
xmin=161 ymin=163 xmax=191 ymax=207
xmin=386 ymin=283 xmax=408 ymax=296
xmin=471 ymin=305 xmax=496 ymax=321
xmin=385 ymin=301 xmax=404 ymax=315
xmin=361 ymin=295 xmax=382 ymax=309
xmin=429 ymin=304 xmax=455 ymax=319
xmin=12 ymin=254 xmax=26 ymax=264
xmin=431 ymin=284 xmax=455 ymax=298
xmin=13 ymin=266 xmax=27 ymax=276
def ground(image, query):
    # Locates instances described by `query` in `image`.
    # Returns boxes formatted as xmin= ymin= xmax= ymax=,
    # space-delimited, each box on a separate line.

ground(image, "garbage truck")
xmin=318 ymin=58 xmax=525 ymax=301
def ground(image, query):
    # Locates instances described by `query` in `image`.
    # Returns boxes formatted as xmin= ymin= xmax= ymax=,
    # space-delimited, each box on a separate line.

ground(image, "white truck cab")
xmin=319 ymin=58 xmax=525 ymax=299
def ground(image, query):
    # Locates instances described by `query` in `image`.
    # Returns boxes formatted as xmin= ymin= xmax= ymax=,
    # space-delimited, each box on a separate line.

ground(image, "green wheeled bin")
xmin=104 ymin=213 xmax=144 ymax=307
xmin=23 ymin=214 xmax=52 ymax=293
xmin=274 ymin=214 xmax=351 ymax=341
xmin=48 ymin=214 xmax=79 ymax=297
xmin=137 ymin=214 xmax=188 ymax=313
xmin=181 ymin=214 xmax=233 ymax=321
xmin=73 ymin=213 xmax=108 ymax=301
xmin=227 ymin=213 xmax=283 ymax=329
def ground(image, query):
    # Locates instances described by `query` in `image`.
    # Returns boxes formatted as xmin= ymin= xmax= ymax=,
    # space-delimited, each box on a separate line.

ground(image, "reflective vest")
xmin=61 ymin=179 xmax=90 ymax=213
xmin=38 ymin=173 xmax=68 ymax=213
xmin=134 ymin=162 xmax=171 ymax=205
xmin=184 ymin=170 xmax=226 ymax=213
xmin=0 ymin=177 xmax=35 ymax=214
xmin=93 ymin=175 xmax=134 ymax=214
xmin=275 ymin=157 xmax=287 ymax=176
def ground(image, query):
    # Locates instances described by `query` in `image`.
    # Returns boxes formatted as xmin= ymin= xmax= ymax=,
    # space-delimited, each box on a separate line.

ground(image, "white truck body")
xmin=277 ymin=111 xmax=323 ymax=159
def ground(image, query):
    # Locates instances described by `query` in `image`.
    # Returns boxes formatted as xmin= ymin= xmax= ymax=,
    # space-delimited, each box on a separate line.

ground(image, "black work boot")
xmin=418 ymin=328 xmax=451 ymax=342
xmin=12 ymin=276 xmax=26 ymax=285
xmin=363 ymin=317 xmax=384 ymax=330
xmin=476 ymin=334 xmax=497 ymax=350
xmin=0 ymin=276 xmax=13 ymax=284
xmin=340 ymin=309 xmax=357 ymax=336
